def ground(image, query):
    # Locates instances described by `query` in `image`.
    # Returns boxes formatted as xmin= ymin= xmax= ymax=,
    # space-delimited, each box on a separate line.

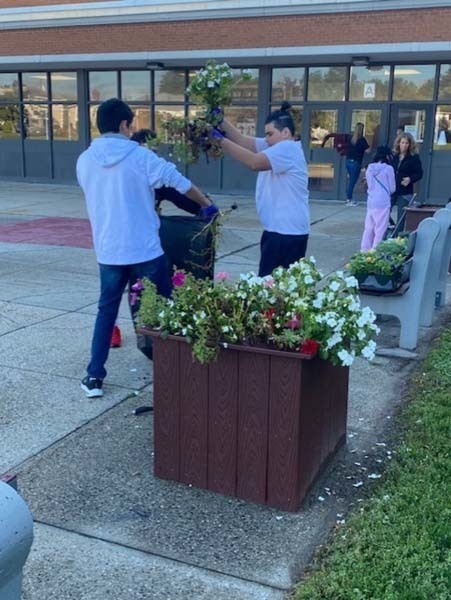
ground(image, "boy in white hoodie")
xmin=361 ymin=145 xmax=396 ymax=251
xmin=77 ymin=98 xmax=217 ymax=397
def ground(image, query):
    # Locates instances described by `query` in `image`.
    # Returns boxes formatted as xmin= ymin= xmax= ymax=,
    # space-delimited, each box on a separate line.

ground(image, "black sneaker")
xmin=81 ymin=376 xmax=103 ymax=398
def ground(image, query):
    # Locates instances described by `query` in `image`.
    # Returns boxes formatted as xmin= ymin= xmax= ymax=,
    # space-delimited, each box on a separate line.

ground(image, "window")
xmin=121 ymin=71 xmax=150 ymax=102
xmin=392 ymin=65 xmax=435 ymax=101
xmin=52 ymin=104 xmax=78 ymax=141
xmin=433 ymin=105 xmax=451 ymax=150
xmin=23 ymin=104 xmax=49 ymax=139
xmin=230 ymin=68 xmax=258 ymax=102
xmin=271 ymin=68 xmax=305 ymax=102
xmin=308 ymin=67 xmax=346 ymax=101
xmin=0 ymin=104 xmax=20 ymax=139
xmin=155 ymin=70 xmax=185 ymax=102
xmin=349 ymin=66 xmax=389 ymax=101
xmin=438 ymin=64 xmax=451 ymax=101
xmin=89 ymin=72 xmax=118 ymax=101
xmin=223 ymin=106 xmax=257 ymax=137
xmin=51 ymin=72 xmax=77 ymax=101
xmin=0 ymin=73 xmax=19 ymax=100
xmin=22 ymin=73 xmax=48 ymax=101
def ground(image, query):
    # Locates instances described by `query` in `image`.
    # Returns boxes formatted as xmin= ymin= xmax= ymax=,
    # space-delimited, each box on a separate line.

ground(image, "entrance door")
xmin=389 ymin=104 xmax=434 ymax=202
xmin=427 ymin=104 xmax=451 ymax=203
xmin=303 ymin=105 xmax=344 ymax=199
xmin=342 ymin=105 xmax=388 ymax=201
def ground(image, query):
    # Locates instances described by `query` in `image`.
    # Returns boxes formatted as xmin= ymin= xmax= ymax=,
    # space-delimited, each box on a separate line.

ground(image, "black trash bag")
xmin=159 ymin=214 xmax=215 ymax=281
xmin=135 ymin=215 xmax=216 ymax=360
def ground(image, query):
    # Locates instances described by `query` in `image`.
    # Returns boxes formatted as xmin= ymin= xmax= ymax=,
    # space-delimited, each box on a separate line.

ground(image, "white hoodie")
xmin=76 ymin=134 xmax=192 ymax=265
xmin=365 ymin=162 xmax=396 ymax=210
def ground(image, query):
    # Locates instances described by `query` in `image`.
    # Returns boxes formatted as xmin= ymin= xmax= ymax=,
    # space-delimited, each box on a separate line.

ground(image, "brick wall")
xmin=0 ymin=8 xmax=449 ymax=56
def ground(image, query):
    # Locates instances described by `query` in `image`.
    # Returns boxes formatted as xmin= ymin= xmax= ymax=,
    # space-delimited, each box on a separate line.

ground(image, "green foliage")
xmin=294 ymin=327 xmax=451 ymax=600
xmin=137 ymin=258 xmax=379 ymax=366
xmin=154 ymin=61 xmax=252 ymax=164
xmin=346 ymin=237 xmax=409 ymax=278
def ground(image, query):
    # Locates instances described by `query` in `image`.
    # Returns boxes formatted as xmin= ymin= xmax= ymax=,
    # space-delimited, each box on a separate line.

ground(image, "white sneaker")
xmin=347 ymin=200 xmax=358 ymax=207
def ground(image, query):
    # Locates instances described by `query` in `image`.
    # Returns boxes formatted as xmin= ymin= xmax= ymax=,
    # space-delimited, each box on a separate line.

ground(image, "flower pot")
xmin=358 ymin=273 xmax=403 ymax=292
xmin=146 ymin=332 xmax=349 ymax=512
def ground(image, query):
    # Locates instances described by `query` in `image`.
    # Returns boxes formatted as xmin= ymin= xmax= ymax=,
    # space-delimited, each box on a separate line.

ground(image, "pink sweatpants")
xmin=360 ymin=207 xmax=391 ymax=251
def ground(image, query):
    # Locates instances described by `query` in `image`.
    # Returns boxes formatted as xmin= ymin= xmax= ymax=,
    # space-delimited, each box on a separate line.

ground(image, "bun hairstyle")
xmin=265 ymin=101 xmax=295 ymax=135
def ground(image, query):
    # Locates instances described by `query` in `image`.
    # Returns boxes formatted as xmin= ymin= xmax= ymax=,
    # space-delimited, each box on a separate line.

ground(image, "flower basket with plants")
xmin=157 ymin=61 xmax=252 ymax=164
xmin=137 ymin=257 xmax=379 ymax=367
xmin=346 ymin=236 xmax=412 ymax=292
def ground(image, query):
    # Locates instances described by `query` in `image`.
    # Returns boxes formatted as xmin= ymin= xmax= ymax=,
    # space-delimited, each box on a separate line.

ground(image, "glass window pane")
xmin=130 ymin=105 xmax=151 ymax=131
xmin=52 ymin=104 xmax=78 ymax=140
xmin=155 ymin=105 xmax=185 ymax=139
xmin=308 ymin=163 xmax=334 ymax=192
xmin=349 ymin=66 xmax=389 ymax=101
xmin=231 ymin=68 xmax=259 ymax=103
xmin=22 ymin=73 xmax=48 ymax=100
xmin=121 ymin=71 xmax=150 ymax=102
xmin=155 ymin=70 xmax=185 ymax=102
xmin=350 ymin=109 xmax=382 ymax=152
xmin=23 ymin=104 xmax=49 ymax=139
xmin=0 ymin=74 xmax=19 ymax=100
xmin=309 ymin=109 xmax=338 ymax=147
xmin=438 ymin=64 xmax=451 ymax=101
xmin=0 ymin=104 xmax=20 ymax=138
xmin=89 ymin=72 xmax=117 ymax=101
xmin=308 ymin=67 xmax=346 ymax=101
xmin=433 ymin=105 xmax=451 ymax=150
xmin=397 ymin=109 xmax=426 ymax=150
xmin=392 ymin=65 xmax=435 ymax=101
xmin=89 ymin=105 xmax=100 ymax=139
xmin=224 ymin=106 xmax=257 ymax=136
xmin=272 ymin=68 xmax=305 ymax=102
xmin=51 ymin=72 xmax=77 ymax=101
xmin=271 ymin=105 xmax=303 ymax=140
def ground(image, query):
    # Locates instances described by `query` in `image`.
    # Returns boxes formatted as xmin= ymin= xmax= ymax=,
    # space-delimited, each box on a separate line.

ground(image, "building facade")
xmin=1 ymin=0 xmax=451 ymax=202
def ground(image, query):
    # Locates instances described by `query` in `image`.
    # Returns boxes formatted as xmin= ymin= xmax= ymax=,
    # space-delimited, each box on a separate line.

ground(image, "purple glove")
xmin=200 ymin=204 xmax=219 ymax=221
xmin=211 ymin=107 xmax=224 ymax=125
xmin=210 ymin=127 xmax=225 ymax=140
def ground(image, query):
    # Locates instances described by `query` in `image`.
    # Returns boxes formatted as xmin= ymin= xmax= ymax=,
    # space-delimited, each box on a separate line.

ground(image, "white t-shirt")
xmin=254 ymin=138 xmax=310 ymax=235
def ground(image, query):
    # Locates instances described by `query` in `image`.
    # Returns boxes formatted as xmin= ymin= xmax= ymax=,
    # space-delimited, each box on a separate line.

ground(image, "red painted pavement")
xmin=0 ymin=217 xmax=93 ymax=248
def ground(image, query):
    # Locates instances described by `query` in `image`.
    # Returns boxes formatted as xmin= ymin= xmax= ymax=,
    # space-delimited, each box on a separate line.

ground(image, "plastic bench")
xmin=420 ymin=207 xmax=451 ymax=322
xmin=359 ymin=218 xmax=440 ymax=350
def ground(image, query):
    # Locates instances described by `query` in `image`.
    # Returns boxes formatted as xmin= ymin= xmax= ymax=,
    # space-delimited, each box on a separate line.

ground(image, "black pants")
xmin=258 ymin=230 xmax=309 ymax=277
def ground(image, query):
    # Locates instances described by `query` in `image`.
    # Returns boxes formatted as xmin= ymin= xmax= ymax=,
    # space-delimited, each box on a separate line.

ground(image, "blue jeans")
xmin=87 ymin=254 xmax=172 ymax=379
xmin=346 ymin=159 xmax=361 ymax=201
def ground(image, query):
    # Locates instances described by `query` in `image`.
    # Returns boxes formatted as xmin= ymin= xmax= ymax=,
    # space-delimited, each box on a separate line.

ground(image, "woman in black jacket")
xmin=391 ymin=132 xmax=423 ymax=223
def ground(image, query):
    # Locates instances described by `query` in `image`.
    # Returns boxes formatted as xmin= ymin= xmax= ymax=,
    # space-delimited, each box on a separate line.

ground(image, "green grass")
xmin=294 ymin=328 xmax=451 ymax=600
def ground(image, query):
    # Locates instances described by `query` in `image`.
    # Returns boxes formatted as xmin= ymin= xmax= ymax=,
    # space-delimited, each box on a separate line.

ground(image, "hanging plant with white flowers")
xmin=157 ymin=61 xmax=253 ymax=164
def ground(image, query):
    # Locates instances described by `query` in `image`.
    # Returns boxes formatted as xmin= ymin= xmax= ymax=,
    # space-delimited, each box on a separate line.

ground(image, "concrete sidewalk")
xmin=0 ymin=181 xmax=449 ymax=600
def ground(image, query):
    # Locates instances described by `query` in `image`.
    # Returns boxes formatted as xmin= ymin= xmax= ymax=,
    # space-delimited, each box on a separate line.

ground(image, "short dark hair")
xmin=96 ymin=98 xmax=134 ymax=134
xmin=373 ymin=144 xmax=393 ymax=164
xmin=265 ymin=101 xmax=295 ymax=136
xmin=130 ymin=128 xmax=156 ymax=145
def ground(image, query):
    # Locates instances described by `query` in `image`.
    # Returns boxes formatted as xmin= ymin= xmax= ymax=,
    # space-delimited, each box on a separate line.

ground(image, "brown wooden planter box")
xmin=146 ymin=332 xmax=349 ymax=512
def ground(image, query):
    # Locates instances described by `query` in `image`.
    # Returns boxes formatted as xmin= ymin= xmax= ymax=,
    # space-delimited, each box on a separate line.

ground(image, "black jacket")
xmin=392 ymin=153 xmax=423 ymax=196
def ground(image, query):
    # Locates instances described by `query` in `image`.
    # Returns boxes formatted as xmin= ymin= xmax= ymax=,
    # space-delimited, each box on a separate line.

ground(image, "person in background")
xmin=344 ymin=122 xmax=369 ymax=206
xmin=77 ymin=98 xmax=217 ymax=398
xmin=361 ymin=145 xmax=396 ymax=250
xmin=391 ymin=132 xmax=423 ymax=224
xmin=210 ymin=101 xmax=310 ymax=277
xmin=109 ymin=128 xmax=211 ymax=349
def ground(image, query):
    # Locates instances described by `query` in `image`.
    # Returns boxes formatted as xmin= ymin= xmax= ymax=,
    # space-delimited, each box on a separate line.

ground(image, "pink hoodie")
xmin=365 ymin=162 xmax=396 ymax=209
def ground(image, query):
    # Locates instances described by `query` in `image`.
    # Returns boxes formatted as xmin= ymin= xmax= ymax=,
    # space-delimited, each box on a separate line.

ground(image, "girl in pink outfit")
xmin=361 ymin=145 xmax=396 ymax=250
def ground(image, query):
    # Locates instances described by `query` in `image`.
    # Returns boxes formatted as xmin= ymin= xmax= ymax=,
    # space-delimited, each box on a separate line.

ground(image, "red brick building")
xmin=1 ymin=0 xmax=450 ymax=201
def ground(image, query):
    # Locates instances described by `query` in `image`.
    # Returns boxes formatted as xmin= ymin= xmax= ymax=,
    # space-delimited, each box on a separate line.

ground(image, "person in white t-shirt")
xmin=210 ymin=101 xmax=310 ymax=276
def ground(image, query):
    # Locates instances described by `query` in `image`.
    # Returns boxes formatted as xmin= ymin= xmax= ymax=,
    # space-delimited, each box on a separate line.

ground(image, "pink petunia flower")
xmin=172 ymin=271 xmax=186 ymax=287
xmin=131 ymin=279 xmax=144 ymax=292
xmin=285 ymin=314 xmax=302 ymax=330
xmin=263 ymin=277 xmax=275 ymax=288
xmin=215 ymin=271 xmax=229 ymax=281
